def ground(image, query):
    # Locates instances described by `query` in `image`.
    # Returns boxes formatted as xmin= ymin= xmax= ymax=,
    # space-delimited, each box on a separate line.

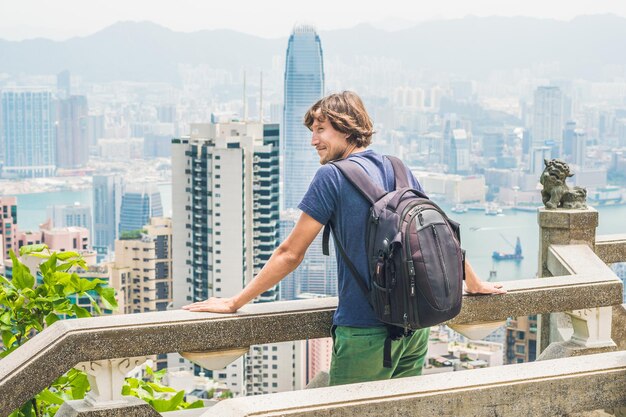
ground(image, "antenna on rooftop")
xmin=259 ymin=71 xmax=264 ymax=123
xmin=243 ymin=70 xmax=248 ymax=122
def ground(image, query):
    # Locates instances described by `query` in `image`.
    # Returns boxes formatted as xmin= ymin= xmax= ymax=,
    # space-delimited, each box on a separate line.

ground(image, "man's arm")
xmin=464 ymin=260 xmax=506 ymax=295
xmin=182 ymin=212 xmax=324 ymax=312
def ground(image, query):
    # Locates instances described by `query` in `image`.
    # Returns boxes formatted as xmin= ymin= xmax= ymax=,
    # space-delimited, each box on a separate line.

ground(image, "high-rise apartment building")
xmin=450 ymin=129 xmax=471 ymax=174
xmin=171 ymin=119 xmax=283 ymax=395
xmin=47 ymin=202 xmax=92 ymax=234
xmin=506 ymin=316 xmax=538 ymax=364
xmin=563 ymin=121 xmax=586 ymax=168
xmin=532 ymin=86 xmax=563 ymax=156
xmin=0 ymin=197 xmax=18 ymax=261
xmin=111 ymin=218 xmax=173 ymax=312
xmin=1 ymin=90 xmax=56 ymax=178
xmin=55 ymin=95 xmax=89 ymax=169
xmin=93 ymin=175 xmax=124 ymax=258
xmin=57 ymin=70 xmax=71 ymax=98
xmin=282 ymin=24 xmax=325 ymax=210
xmin=118 ymin=183 xmax=163 ymax=235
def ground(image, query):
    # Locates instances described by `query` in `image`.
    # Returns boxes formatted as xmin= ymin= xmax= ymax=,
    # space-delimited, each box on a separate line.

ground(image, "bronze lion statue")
xmin=540 ymin=159 xmax=587 ymax=210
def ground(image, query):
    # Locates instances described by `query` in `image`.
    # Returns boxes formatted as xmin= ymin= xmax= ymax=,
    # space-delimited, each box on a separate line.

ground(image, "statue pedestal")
xmin=537 ymin=207 xmax=598 ymax=353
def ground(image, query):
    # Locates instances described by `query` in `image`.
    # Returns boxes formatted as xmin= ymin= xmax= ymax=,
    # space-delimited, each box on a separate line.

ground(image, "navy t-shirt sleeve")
xmin=298 ymin=164 xmax=341 ymax=225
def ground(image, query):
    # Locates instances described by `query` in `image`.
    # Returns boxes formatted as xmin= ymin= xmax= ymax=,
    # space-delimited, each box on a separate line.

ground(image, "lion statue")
xmin=539 ymin=159 xmax=587 ymax=210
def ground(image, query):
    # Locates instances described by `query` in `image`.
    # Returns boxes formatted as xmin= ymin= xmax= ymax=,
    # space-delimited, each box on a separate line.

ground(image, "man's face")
xmin=310 ymin=113 xmax=351 ymax=165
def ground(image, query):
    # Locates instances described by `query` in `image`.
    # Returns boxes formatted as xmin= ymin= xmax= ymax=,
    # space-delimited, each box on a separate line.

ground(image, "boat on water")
xmin=588 ymin=186 xmax=624 ymax=206
xmin=451 ymin=204 xmax=468 ymax=213
xmin=492 ymin=237 xmax=524 ymax=261
xmin=485 ymin=203 xmax=503 ymax=216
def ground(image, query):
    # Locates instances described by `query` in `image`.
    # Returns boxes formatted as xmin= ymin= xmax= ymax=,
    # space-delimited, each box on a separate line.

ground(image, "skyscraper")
xmin=281 ymin=25 xmax=335 ymax=301
xmin=171 ymin=119 xmax=283 ymax=395
xmin=118 ymin=183 xmax=163 ymax=234
xmin=282 ymin=24 xmax=325 ymax=210
xmin=1 ymin=90 xmax=56 ymax=178
xmin=532 ymin=86 xmax=563 ymax=157
xmin=55 ymin=95 xmax=89 ymax=169
xmin=47 ymin=202 xmax=92 ymax=234
xmin=93 ymin=174 xmax=124 ymax=258
xmin=450 ymin=129 xmax=471 ymax=174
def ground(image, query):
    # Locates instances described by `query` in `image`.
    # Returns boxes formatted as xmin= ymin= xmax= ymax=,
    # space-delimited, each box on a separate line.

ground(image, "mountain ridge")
xmin=1 ymin=15 xmax=625 ymax=83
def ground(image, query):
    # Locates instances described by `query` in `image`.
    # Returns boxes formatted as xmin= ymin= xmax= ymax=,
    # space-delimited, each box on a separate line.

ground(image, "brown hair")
xmin=304 ymin=91 xmax=374 ymax=148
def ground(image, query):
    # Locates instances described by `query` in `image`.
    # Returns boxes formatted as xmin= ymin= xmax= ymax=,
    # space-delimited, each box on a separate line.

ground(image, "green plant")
xmin=123 ymin=366 xmax=203 ymax=412
xmin=0 ymin=245 xmax=202 ymax=416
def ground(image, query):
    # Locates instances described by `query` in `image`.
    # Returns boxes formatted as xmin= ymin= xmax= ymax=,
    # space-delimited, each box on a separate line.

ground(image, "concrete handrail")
xmin=0 ymin=245 xmax=623 ymax=416
xmin=204 ymin=351 xmax=626 ymax=416
xmin=595 ymin=233 xmax=626 ymax=264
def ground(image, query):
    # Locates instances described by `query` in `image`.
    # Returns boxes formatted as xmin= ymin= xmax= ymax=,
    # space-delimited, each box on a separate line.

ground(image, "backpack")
xmin=322 ymin=155 xmax=465 ymax=368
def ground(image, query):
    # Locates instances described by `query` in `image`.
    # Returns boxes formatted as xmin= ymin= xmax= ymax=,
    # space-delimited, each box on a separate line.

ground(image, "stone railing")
xmin=0 ymin=207 xmax=624 ymax=416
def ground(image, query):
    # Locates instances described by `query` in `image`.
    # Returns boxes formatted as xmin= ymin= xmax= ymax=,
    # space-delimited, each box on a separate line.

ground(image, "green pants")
xmin=328 ymin=325 xmax=429 ymax=386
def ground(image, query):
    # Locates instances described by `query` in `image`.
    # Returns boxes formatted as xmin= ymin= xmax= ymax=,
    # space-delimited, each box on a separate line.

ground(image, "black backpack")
xmin=322 ymin=155 xmax=465 ymax=368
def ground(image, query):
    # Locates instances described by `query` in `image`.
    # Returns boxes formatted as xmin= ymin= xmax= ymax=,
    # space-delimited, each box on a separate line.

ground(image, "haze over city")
xmin=0 ymin=1 xmax=625 ymax=414
xmin=3 ymin=0 xmax=626 ymax=39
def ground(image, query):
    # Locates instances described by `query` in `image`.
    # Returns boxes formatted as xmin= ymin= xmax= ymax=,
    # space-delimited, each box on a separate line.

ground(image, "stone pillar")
xmin=537 ymin=207 xmax=598 ymax=353
xmin=56 ymin=357 xmax=159 ymax=417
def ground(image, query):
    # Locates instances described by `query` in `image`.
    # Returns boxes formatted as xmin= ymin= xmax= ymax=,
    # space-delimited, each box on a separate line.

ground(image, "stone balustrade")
xmin=0 ymin=209 xmax=624 ymax=416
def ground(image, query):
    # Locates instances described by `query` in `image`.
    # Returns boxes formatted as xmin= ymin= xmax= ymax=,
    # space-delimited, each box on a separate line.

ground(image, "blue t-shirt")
xmin=298 ymin=149 xmax=425 ymax=327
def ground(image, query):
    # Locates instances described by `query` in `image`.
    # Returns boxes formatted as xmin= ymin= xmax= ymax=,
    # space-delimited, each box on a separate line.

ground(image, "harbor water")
xmin=10 ymin=186 xmax=626 ymax=283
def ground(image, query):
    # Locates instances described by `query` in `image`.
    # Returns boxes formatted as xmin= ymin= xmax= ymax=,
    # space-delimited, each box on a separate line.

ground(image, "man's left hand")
xmin=182 ymin=297 xmax=237 ymax=313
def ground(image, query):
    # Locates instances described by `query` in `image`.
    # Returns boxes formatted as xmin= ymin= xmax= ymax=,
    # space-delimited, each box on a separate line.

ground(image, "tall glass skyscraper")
xmin=118 ymin=184 xmax=163 ymax=234
xmin=281 ymin=25 xmax=337 ymax=301
xmin=282 ymin=25 xmax=325 ymax=210
xmin=93 ymin=174 xmax=124 ymax=258
xmin=1 ymin=90 xmax=56 ymax=178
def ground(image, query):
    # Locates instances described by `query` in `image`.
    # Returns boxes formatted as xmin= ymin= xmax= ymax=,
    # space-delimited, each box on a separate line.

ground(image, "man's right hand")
xmin=182 ymin=297 xmax=237 ymax=313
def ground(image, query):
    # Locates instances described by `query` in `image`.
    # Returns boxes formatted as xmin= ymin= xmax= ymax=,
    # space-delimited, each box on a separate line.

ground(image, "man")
xmin=183 ymin=91 xmax=505 ymax=385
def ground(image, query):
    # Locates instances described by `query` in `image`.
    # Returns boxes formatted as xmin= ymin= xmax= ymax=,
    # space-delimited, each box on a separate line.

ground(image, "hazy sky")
xmin=1 ymin=0 xmax=626 ymax=40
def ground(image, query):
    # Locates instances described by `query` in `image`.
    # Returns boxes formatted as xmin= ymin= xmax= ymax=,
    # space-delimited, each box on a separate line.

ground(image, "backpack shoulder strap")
xmin=386 ymin=155 xmax=410 ymax=190
xmin=330 ymin=159 xmax=387 ymax=205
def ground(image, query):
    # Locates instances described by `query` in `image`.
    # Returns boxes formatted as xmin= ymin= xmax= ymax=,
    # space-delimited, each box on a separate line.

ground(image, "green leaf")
xmin=19 ymin=244 xmax=48 ymax=256
xmin=185 ymin=400 xmax=205 ymax=409
xmin=71 ymin=304 xmax=91 ymax=318
xmin=0 ymin=274 xmax=11 ymax=286
xmin=147 ymin=382 xmax=176 ymax=393
xmin=0 ymin=311 xmax=12 ymax=325
xmin=55 ymin=251 xmax=80 ymax=261
xmin=9 ymin=251 xmax=35 ymax=290
xmin=19 ymin=402 xmax=34 ymax=417
xmin=95 ymin=287 xmax=118 ymax=310
xmin=77 ymin=278 xmax=101 ymax=293
xmin=37 ymin=389 xmax=64 ymax=405
xmin=42 ymin=253 xmax=58 ymax=274
xmin=45 ymin=312 xmax=60 ymax=326
xmin=151 ymin=390 xmax=185 ymax=412
xmin=126 ymin=378 xmax=140 ymax=389
xmin=70 ymin=371 xmax=89 ymax=399
xmin=52 ymin=271 xmax=71 ymax=284
xmin=1 ymin=330 xmax=16 ymax=348
xmin=56 ymin=262 xmax=75 ymax=272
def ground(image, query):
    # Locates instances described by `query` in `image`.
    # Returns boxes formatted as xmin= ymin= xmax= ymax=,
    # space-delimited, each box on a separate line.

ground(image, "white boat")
xmin=485 ymin=203 xmax=503 ymax=216
xmin=451 ymin=204 xmax=468 ymax=213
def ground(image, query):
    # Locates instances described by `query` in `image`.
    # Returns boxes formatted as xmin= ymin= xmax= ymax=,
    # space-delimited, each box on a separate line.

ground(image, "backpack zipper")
xmin=404 ymin=206 xmax=423 ymax=297
xmin=431 ymin=224 xmax=450 ymax=296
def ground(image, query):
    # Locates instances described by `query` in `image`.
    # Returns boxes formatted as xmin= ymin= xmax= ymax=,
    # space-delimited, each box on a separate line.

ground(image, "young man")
xmin=183 ymin=91 xmax=505 ymax=385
